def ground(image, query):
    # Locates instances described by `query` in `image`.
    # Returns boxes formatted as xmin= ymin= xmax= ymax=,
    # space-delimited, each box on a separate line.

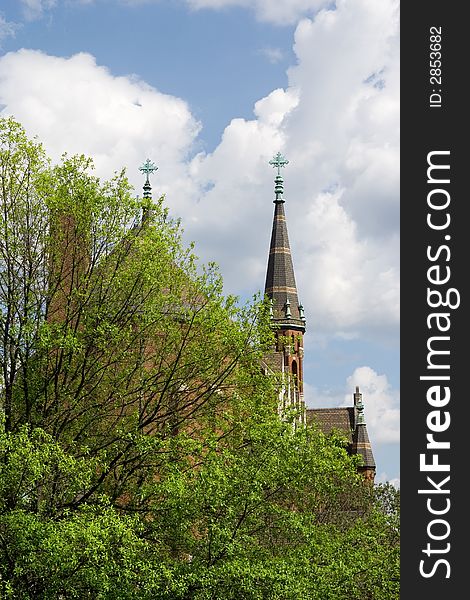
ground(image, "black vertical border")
xmin=401 ymin=2 xmax=466 ymax=598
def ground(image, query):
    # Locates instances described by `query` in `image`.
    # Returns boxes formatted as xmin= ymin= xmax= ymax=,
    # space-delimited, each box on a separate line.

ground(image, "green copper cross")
xmin=139 ymin=158 xmax=158 ymax=181
xmin=269 ymin=152 xmax=289 ymax=176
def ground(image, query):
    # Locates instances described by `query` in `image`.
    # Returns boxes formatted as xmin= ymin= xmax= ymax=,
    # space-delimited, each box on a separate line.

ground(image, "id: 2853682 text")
xmin=429 ymin=26 xmax=442 ymax=108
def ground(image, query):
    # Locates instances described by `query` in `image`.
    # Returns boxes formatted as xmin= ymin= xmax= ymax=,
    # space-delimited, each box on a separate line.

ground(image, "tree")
xmin=0 ymin=117 xmax=399 ymax=598
xmin=143 ymin=415 xmax=399 ymax=600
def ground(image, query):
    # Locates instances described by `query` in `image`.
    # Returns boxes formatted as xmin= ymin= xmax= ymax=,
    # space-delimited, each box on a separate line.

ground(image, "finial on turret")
xmin=269 ymin=152 xmax=289 ymax=203
xmin=268 ymin=298 xmax=274 ymax=318
xmin=285 ymin=297 xmax=292 ymax=319
xmin=139 ymin=158 xmax=158 ymax=199
xmin=354 ymin=386 xmax=366 ymax=425
xmin=354 ymin=386 xmax=361 ymax=405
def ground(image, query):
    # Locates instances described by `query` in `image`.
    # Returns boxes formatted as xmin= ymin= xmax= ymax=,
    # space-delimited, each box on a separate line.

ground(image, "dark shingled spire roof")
xmin=264 ymin=153 xmax=305 ymax=331
xmin=352 ymin=386 xmax=376 ymax=469
xmin=352 ymin=420 xmax=376 ymax=469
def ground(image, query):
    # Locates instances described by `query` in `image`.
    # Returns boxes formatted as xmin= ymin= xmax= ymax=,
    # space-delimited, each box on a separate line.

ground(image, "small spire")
xmin=354 ymin=386 xmax=361 ymax=406
xmin=139 ymin=158 xmax=158 ymax=199
xmin=269 ymin=298 xmax=274 ymax=318
xmin=285 ymin=298 xmax=291 ymax=319
xmin=269 ymin=152 xmax=289 ymax=203
xmin=351 ymin=386 xmax=376 ymax=475
xmin=354 ymin=386 xmax=366 ymax=425
xmin=298 ymin=304 xmax=306 ymax=323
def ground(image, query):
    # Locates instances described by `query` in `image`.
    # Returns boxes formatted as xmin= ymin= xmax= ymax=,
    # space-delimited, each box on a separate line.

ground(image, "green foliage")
xmin=0 ymin=118 xmax=399 ymax=598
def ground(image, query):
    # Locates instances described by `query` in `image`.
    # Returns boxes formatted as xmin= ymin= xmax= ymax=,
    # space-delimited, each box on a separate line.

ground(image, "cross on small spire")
xmin=139 ymin=158 xmax=158 ymax=182
xmin=139 ymin=159 xmax=158 ymax=199
xmin=269 ymin=152 xmax=289 ymax=176
xmin=269 ymin=152 xmax=289 ymax=202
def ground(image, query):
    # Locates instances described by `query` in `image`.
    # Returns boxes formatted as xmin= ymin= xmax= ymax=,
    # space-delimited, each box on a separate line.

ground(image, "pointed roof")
xmin=264 ymin=153 xmax=305 ymax=331
xmin=352 ymin=387 xmax=376 ymax=469
xmin=306 ymin=407 xmax=355 ymax=444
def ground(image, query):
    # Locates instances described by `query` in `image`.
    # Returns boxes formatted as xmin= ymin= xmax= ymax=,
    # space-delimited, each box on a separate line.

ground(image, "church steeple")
xmin=264 ymin=153 xmax=306 ymax=422
xmin=264 ymin=153 xmax=306 ymax=332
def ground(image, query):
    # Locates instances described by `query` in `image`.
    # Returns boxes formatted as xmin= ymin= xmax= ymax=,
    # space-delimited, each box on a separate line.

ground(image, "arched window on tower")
xmin=291 ymin=360 xmax=298 ymax=390
xmin=291 ymin=360 xmax=300 ymax=414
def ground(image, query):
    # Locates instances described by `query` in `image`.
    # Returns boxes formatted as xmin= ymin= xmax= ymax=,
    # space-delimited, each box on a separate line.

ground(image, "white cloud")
xmin=0 ymin=49 xmax=200 ymax=196
xmin=304 ymin=364 xmax=399 ymax=446
xmin=186 ymin=0 xmax=330 ymax=25
xmin=343 ymin=366 xmax=399 ymax=444
xmin=185 ymin=0 xmax=399 ymax=338
xmin=297 ymin=189 xmax=399 ymax=333
xmin=0 ymin=0 xmax=399 ymax=342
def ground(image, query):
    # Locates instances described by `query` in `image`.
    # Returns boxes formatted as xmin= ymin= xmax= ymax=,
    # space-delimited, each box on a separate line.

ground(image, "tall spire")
xmin=264 ymin=153 xmax=306 ymax=331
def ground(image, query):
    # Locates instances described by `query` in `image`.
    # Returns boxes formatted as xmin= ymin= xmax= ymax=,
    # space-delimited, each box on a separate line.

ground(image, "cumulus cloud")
xmin=343 ymin=366 xmax=399 ymax=444
xmin=0 ymin=0 xmax=399 ymax=342
xmin=297 ymin=189 xmax=399 ymax=333
xmin=186 ymin=0 xmax=399 ymax=338
xmin=0 ymin=49 xmax=200 ymax=198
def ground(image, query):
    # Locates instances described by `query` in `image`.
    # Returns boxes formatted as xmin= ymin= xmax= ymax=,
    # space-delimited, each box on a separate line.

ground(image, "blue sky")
xmin=1 ymin=0 xmax=296 ymax=150
xmin=0 ymin=0 xmax=400 ymax=484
